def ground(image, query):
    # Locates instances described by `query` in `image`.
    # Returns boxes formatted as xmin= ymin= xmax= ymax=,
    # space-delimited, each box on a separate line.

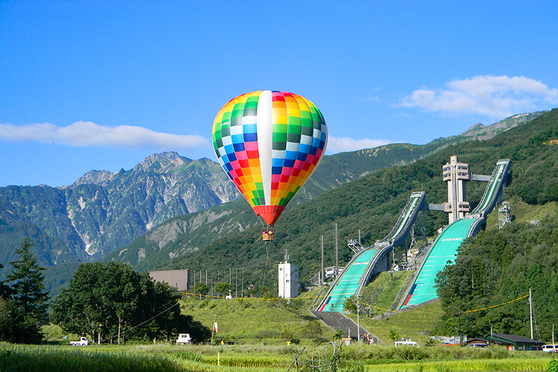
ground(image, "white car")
xmin=542 ymin=344 xmax=558 ymax=353
xmin=176 ymin=333 xmax=192 ymax=344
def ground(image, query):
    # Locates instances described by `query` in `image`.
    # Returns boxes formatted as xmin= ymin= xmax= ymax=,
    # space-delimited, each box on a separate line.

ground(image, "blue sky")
xmin=1 ymin=0 xmax=558 ymax=187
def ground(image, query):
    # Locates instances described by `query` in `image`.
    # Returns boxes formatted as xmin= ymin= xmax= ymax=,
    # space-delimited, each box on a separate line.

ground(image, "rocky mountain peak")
xmin=70 ymin=170 xmax=115 ymax=188
xmin=133 ymin=152 xmax=192 ymax=173
xmin=463 ymin=122 xmax=486 ymax=134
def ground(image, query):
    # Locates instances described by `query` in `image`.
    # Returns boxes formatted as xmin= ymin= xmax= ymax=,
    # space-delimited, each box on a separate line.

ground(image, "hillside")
xmin=435 ymin=204 xmax=558 ymax=341
xmin=104 ymin=112 xmax=545 ymax=271
xmin=0 ymin=111 xmax=546 ymax=292
xmin=153 ymin=109 xmax=558 ymax=303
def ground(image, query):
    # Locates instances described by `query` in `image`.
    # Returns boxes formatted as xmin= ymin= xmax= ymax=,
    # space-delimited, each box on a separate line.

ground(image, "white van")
xmin=541 ymin=344 xmax=558 ymax=353
xmin=394 ymin=339 xmax=419 ymax=347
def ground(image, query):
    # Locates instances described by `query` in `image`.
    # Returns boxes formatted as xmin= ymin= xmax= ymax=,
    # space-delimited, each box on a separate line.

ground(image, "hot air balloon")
xmin=212 ymin=90 xmax=328 ymax=239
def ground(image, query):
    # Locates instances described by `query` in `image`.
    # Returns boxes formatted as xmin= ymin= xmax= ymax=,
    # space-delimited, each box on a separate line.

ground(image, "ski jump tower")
xmin=442 ymin=155 xmax=471 ymax=223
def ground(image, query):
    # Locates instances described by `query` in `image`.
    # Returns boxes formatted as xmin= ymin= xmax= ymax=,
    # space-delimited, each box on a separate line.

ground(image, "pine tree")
xmin=6 ymin=238 xmax=49 ymax=324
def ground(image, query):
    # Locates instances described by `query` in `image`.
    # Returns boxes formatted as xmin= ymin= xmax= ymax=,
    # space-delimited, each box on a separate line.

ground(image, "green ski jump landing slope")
xmin=318 ymin=248 xmax=379 ymax=312
xmin=317 ymin=192 xmax=425 ymax=312
xmin=401 ymin=218 xmax=474 ymax=307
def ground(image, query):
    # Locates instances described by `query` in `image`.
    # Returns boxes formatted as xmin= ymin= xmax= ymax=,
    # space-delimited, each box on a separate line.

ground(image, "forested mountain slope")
xmin=104 ymin=112 xmax=545 ymax=270
xmin=0 ymin=111 xmax=547 ymax=296
xmin=436 ymin=212 xmax=558 ymax=341
xmin=154 ymin=109 xmax=558 ymax=304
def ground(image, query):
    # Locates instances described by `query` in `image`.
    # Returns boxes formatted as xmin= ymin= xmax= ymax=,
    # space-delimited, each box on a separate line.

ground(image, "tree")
xmin=333 ymin=329 xmax=344 ymax=341
xmin=192 ymin=283 xmax=209 ymax=299
xmin=0 ymin=238 xmax=49 ymax=343
xmin=389 ymin=330 xmax=400 ymax=343
xmin=214 ymin=282 xmax=230 ymax=298
xmin=302 ymin=319 xmax=323 ymax=343
xmin=280 ymin=328 xmax=300 ymax=344
xmin=0 ymin=297 xmax=14 ymax=340
xmin=0 ymin=264 xmax=9 ymax=298
xmin=6 ymin=238 xmax=49 ymax=322
xmin=343 ymin=296 xmax=357 ymax=314
xmin=284 ymin=298 xmax=304 ymax=318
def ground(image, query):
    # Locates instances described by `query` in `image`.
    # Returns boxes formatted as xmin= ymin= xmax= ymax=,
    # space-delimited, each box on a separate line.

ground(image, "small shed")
xmin=484 ymin=333 xmax=544 ymax=351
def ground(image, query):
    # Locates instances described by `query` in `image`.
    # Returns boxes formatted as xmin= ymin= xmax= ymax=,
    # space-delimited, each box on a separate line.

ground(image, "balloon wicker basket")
xmin=262 ymin=231 xmax=274 ymax=241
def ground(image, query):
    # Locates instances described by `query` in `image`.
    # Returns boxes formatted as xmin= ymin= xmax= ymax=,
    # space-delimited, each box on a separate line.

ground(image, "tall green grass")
xmin=1 ymin=342 xmax=555 ymax=372
xmin=363 ymin=357 xmax=553 ymax=372
xmin=0 ymin=343 xmax=183 ymax=372
xmin=0 ymin=343 xmax=297 ymax=372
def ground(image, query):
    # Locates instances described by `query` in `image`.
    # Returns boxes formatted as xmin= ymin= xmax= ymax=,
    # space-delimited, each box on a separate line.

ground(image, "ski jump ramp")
xmin=316 ymin=191 xmax=426 ymax=312
xmin=399 ymin=159 xmax=510 ymax=309
xmin=314 ymin=158 xmax=510 ymax=313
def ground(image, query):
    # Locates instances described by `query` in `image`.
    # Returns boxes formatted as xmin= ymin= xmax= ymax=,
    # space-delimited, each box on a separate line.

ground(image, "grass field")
xmin=32 ymin=211 xmax=558 ymax=372
xmin=363 ymin=357 xmax=555 ymax=372
xmin=182 ymin=290 xmax=336 ymax=344
xmin=2 ymin=342 xmax=556 ymax=372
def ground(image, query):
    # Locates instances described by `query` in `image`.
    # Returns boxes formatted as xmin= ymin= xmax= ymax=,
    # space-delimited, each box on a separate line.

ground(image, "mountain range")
xmin=0 ymin=111 xmax=547 ymax=293
xmin=147 ymin=108 xmax=558 ymax=297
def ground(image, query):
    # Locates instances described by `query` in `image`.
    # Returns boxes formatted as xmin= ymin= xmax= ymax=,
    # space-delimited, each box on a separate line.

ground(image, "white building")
xmin=278 ymin=251 xmax=298 ymax=299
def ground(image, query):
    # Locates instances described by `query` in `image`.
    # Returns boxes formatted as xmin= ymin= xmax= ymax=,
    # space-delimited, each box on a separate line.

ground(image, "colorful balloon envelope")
xmin=212 ymin=90 xmax=328 ymax=226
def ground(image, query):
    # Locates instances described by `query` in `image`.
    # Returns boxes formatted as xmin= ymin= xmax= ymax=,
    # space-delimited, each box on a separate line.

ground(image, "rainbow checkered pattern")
xmin=212 ymin=91 xmax=328 ymax=226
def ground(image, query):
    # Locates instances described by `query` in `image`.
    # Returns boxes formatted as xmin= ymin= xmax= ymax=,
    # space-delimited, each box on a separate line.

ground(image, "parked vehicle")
xmin=394 ymin=339 xmax=419 ymax=347
xmin=542 ymin=344 xmax=558 ymax=353
xmin=70 ymin=337 xmax=89 ymax=346
xmin=176 ymin=333 xmax=192 ymax=344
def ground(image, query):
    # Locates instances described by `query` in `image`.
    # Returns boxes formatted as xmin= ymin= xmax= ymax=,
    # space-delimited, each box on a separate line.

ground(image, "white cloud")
xmin=327 ymin=136 xmax=391 ymax=154
xmin=399 ymin=75 xmax=558 ymax=119
xmin=0 ymin=121 xmax=210 ymax=150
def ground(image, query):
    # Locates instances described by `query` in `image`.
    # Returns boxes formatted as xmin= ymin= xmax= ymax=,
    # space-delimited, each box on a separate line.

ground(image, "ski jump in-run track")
xmin=399 ymin=159 xmax=510 ymax=309
xmin=316 ymin=191 xmax=426 ymax=312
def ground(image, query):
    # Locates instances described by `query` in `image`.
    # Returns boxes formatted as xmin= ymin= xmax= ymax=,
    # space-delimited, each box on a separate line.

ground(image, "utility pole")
xmin=357 ymin=295 xmax=361 ymax=345
xmin=335 ymin=224 xmax=338 ymax=277
xmin=529 ymin=288 xmax=534 ymax=340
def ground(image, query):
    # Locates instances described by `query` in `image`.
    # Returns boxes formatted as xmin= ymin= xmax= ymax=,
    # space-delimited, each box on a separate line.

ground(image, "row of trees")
xmin=52 ymin=262 xmax=210 ymax=343
xmin=1 ymin=238 xmax=210 ymax=344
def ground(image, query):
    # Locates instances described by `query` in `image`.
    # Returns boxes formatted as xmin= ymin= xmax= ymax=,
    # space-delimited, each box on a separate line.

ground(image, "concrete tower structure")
xmin=278 ymin=251 xmax=298 ymax=299
xmin=443 ymin=155 xmax=471 ymax=223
